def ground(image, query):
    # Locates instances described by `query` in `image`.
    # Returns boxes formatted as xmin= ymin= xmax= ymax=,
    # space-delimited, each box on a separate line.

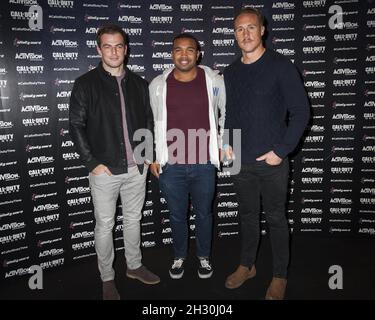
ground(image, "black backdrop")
xmin=0 ymin=0 xmax=374 ymax=281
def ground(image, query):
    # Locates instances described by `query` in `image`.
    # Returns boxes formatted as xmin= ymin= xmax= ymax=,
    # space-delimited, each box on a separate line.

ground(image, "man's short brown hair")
xmin=234 ymin=7 xmax=265 ymax=26
xmin=96 ymin=24 xmax=127 ymax=47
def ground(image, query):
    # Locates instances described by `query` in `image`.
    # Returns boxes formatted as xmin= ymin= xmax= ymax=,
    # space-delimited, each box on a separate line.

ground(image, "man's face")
xmin=234 ymin=13 xmax=265 ymax=54
xmin=97 ymin=32 xmax=127 ymax=70
xmin=172 ymin=37 xmax=200 ymax=73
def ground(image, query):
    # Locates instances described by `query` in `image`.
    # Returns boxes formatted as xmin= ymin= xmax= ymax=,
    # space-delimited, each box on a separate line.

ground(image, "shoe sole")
xmin=169 ymin=270 xmax=184 ymax=279
xmin=225 ymin=271 xmax=256 ymax=289
xmin=198 ymin=270 xmax=213 ymax=279
xmin=126 ymin=273 xmax=160 ymax=285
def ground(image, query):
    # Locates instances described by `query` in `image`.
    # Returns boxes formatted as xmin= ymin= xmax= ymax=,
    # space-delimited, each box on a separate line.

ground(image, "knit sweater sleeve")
xmin=273 ymin=61 xmax=310 ymax=158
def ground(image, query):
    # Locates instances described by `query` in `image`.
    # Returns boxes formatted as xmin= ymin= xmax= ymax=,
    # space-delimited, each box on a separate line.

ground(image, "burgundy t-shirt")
xmin=166 ymin=68 xmax=210 ymax=164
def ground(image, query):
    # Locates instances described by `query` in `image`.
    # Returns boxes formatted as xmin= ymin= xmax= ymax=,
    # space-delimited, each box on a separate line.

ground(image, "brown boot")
xmin=225 ymin=265 xmax=256 ymax=289
xmin=102 ymin=280 xmax=120 ymax=300
xmin=265 ymin=277 xmax=287 ymax=300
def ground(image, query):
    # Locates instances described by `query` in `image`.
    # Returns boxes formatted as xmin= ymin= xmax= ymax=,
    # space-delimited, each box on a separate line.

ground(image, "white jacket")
xmin=149 ymin=65 xmax=226 ymax=171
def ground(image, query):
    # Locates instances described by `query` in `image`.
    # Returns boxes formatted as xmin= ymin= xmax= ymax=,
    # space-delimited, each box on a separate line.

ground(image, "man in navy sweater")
xmin=223 ymin=7 xmax=310 ymax=300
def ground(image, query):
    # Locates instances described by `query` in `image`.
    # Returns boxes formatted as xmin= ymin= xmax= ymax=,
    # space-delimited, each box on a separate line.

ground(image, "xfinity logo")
xmin=303 ymin=24 xmax=326 ymax=30
xmin=333 ymin=57 xmax=357 ymax=64
xmin=52 ymin=39 xmax=78 ymax=48
xmin=151 ymin=41 xmax=173 ymax=47
xmin=26 ymin=144 xmax=52 ymax=152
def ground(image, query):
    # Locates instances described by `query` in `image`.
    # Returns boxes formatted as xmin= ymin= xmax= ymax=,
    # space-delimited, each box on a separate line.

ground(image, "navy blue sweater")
xmin=224 ymin=49 xmax=310 ymax=163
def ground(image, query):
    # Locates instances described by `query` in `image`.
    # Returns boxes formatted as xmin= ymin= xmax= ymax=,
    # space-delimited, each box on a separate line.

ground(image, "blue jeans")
xmin=159 ymin=163 xmax=216 ymax=259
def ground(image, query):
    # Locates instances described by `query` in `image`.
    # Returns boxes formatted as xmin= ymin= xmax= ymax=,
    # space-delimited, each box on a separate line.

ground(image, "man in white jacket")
xmin=149 ymin=33 xmax=226 ymax=280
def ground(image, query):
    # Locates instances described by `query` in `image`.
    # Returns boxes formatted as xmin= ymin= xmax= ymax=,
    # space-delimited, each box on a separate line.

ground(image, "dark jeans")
xmin=159 ymin=163 xmax=216 ymax=259
xmin=232 ymin=160 xmax=290 ymax=278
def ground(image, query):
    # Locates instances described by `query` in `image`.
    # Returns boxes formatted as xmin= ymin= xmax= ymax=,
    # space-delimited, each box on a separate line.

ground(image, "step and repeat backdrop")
xmin=0 ymin=0 xmax=374 ymax=281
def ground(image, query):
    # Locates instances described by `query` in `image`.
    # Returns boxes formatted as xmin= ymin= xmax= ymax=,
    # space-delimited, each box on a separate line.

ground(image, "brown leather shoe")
xmin=265 ymin=277 xmax=287 ymax=300
xmin=126 ymin=265 xmax=160 ymax=285
xmin=102 ymin=280 xmax=120 ymax=300
xmin=225 ymin=265 xmax=256 ymax=289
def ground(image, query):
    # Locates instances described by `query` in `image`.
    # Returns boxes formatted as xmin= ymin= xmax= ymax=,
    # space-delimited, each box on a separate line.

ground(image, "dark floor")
xmin=0 ymin=235 xmax=374 ymax=301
